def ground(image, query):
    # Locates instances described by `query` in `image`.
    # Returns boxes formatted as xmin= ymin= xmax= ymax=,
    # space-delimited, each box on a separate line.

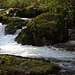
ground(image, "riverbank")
xmin=0 ymin=54 xmax=60 ymax=75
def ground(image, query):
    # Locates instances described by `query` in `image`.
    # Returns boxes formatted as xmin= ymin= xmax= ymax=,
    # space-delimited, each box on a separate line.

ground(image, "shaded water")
xmin=0 ymin=23 xmax=75 ymax=74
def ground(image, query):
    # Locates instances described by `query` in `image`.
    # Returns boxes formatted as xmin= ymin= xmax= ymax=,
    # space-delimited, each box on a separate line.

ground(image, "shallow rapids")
xmin=0 ymin=23 xmax=75 ymax=73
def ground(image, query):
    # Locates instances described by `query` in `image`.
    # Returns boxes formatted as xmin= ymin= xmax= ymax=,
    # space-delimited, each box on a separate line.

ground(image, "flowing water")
xmin=0 ymin=23 xmax=75 ymax=74
xmin=0 ymin=9 xmax=3 ymax=11
xmin=13 ymin=17 xmax=32 ymax=21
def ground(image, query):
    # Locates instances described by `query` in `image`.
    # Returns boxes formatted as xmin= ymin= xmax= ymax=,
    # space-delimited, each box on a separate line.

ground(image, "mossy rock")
xmin=0 ymin=15 xmax=28 ymax=34
xmin=0 ymin=55 xmax=60 ymax=75
xmin=4 ymin=17 xmax=27 ymax=34
xmin=1 ymin=16 xmax=27 ymax=34
xmin=15 ymin=12 xmax=68 ymax=46
xmin=5 ymin=8 xmax=19 ymax=17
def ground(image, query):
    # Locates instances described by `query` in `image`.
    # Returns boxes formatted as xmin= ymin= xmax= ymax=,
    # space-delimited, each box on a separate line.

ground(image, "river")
xmin=0 ymin=22 xmax=75 ymax=74
xmin=0 ymin=9 xmax=75 ymax=74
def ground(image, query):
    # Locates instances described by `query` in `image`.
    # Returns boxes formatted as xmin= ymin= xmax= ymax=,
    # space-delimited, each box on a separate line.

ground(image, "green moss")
xmin=16 ymin=12 xmax=68 ymax=46
xmin=0 ymin=55 xmax=60 ymax=75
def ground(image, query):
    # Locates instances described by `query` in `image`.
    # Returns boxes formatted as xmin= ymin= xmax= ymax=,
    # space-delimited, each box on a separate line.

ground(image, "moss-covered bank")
xmin=0 ymin=55 xmax=60 ymax=75
xmin=15 ymin=12 xmax=68 ymax=46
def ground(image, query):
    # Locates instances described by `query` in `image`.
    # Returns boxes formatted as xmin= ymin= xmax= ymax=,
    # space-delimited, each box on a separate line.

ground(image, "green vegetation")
xmin=0 ymin=0 xmax=74 ymax=27
xmin=0 ymin=55 xmax=60 ymax=75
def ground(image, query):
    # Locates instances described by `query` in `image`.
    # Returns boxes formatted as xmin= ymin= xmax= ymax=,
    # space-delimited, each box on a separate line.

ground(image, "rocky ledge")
xmin=0 ymin=55 xmax=60 ymax=75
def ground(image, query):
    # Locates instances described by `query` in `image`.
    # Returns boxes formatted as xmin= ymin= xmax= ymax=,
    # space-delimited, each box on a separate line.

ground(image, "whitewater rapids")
xmin=0 ymin=23 xmax=75 ymax=73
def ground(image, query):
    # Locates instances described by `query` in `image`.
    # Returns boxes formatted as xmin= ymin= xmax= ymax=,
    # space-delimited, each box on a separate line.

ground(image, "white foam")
xmin=0 ymin=9 xmax=4 ymax=11
xmin=20 ymin=18 xmax=32 ymax=21
xmin=12 ymin=17 xmax=32 ymax=21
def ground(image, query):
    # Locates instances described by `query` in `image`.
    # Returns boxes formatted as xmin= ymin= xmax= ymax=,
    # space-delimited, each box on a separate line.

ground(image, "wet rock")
xmin=0 ymin=55 xmax=61 ymax=75
xmin=53 ymin=41 xmax=75 ymax=51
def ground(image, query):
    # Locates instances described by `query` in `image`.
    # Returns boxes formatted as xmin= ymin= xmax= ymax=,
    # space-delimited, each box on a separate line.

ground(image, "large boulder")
xmin=15 ymin=12 xmax=68 ymax=46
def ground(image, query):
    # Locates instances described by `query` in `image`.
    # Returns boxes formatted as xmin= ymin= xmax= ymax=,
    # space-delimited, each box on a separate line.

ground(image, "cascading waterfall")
xmin=0 ymin=23 xmax=75 ymax=73
xmin=0 ymin=23 xmax=6 ymax=36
